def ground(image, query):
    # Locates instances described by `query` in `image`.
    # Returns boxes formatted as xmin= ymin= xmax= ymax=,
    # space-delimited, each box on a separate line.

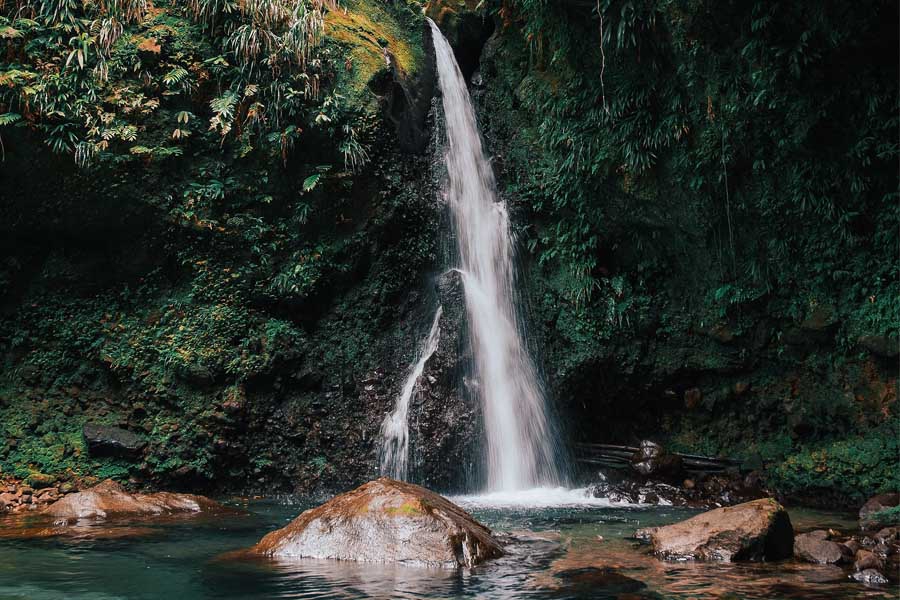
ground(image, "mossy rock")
xmin=24 ymin=472 xmax=58 ymax=488
xmin=325 ymin=0 xmax=425 ymax=110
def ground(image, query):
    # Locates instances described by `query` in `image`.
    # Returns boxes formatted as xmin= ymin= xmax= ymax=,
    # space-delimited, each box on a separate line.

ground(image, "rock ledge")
xmin=43 ymin=479 xmax=223 ymax=522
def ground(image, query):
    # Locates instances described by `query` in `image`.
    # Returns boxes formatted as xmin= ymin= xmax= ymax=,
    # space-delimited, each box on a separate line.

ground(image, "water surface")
xmin=0 ymin=495 xmax=892 ymax=599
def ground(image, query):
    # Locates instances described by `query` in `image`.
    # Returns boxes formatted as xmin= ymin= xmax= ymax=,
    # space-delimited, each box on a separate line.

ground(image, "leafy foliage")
xmin=0 ymin=0 xmax=432 ymax=488
xmin=488 ymin=0 xmax=897 ymax=348
xmin=768 ymin=425 xmax=900 ymax=501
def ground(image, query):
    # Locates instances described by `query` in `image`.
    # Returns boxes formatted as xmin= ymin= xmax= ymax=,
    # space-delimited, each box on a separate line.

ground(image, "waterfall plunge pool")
xmin=0 ymin=495 xmax=888 ymax=599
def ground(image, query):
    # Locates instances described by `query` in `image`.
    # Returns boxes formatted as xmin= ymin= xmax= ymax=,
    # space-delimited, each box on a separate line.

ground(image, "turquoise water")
xmin=0 ymin=498 xmax=892 ymax=599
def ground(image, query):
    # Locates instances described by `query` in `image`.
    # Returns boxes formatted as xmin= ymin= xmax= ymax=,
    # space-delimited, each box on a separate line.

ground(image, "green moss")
xmin=867 ymin=506 xmax=900 ymax=527
xmin=325 ymin=0 xmax=425 ymax=109
xmin=768 ymin=426 xmax=900 ymax=502
xmin=384 ymin=500 xmax=424 ymax=516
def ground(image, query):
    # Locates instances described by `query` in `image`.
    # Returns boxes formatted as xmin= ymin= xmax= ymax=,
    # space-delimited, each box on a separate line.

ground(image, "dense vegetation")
xmin=475 ymin=0 xmax=898 ymax=502
xmin=0 ymin=0 xmax=896 ymax=504
xmin=0 ymin=0 xmax=437 ymax=490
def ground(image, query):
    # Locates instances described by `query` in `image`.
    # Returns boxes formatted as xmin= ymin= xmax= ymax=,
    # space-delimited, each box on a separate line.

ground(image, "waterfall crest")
xmin=379 ymin=306 xmax=443 ymax=481
xmin=429 ymin=19 xmax=562 ymax=491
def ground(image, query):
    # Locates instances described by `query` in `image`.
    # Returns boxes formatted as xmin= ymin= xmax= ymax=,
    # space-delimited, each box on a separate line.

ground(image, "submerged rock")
xmin=634 ymin=498 xmax=793 ymax=561
xmin=43 ymin=480 xmax=222 ymax=522
xmin=553 ymin=567 xmax=650 ymax=597
xmin=250 ymin=478 xmax=502 ymax=568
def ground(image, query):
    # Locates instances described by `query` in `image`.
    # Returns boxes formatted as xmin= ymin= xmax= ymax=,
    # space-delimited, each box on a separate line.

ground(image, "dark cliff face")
xmin=407 ymin=270 xmax=483 ymax=492
xmin=0 ymin=127 xmax=445 ymax=496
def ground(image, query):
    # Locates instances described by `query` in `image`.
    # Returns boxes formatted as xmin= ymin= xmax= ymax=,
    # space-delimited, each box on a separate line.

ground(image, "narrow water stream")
xmin=379 ymin=306 xmax=443 ymax=481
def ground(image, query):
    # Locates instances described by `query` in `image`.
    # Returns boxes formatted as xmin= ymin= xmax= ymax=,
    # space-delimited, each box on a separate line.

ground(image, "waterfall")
xmin=429 ymin=19 xmax=561 ymax=491
xmin=379 ymin=306 xmax=443 ymax=481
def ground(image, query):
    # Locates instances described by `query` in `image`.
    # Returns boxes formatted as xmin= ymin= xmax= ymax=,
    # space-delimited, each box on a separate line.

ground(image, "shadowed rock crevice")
xmin=425 ymin=0 xmax=494 ymax=81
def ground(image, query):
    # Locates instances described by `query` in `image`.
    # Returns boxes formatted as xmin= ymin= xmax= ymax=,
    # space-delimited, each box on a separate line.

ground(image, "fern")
xmin=0 ymin=113 xmax=21 ymax=126
xmin=208 ymin=90 xmax=239 ymax=138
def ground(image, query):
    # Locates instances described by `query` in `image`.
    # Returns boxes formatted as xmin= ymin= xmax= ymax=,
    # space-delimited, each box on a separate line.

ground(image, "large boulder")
xmin=82 ymin=423 xmax=146 ymax=457
xmin=43 ymin=480 xmax=222 ymax=522
xmin=250 ymin=478 xmax=503 ymax=568
xmin=635 ymin=498 xmax=794 ymax=561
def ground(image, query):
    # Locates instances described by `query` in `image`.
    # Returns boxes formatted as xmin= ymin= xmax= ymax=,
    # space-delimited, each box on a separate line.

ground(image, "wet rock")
xmin=859 ymin=493 xmax=899 ymax=530
xmin=854 ymin=549 xmax=884 ymax=571
xmin=705 ymin=322 xmax=735 ymax=343
xmin=634 ymin=498 xmax=793 ymax=561
xmin=851 ymin=568 xmax=889 ymax=585
xmin=83 ymin=423 xmax=146 ymax=457
xmin=250 ymin=478 xmax=502 ymax=568
xmin=406 ymin=270 xmax=482 ymax=491
xmin=874 ymin=526 xmax=899 ymax=543
xmin=43 ymin=479 xmax=222 ymax=522
xmin=794 ymin=531 xmax=845 ymax=564
xmin=35 ymin=487 xmax=59 ymax=503
xmin=372 ymin=29 xmax=436 ymax=154
xmin=589 ymin=469 xmax=764 ymax=510
xmin=733 ymin=381 xmax=751 ymax=396
xmin=873 ymin=542 xmax=892 ymax=556
xmin=630 ymin=441 xmax=684 ymax=483
xmin=425 ymin=0 xmax=494 ymax=80
xmin=800 ymin=304 xmax=838 ymax=331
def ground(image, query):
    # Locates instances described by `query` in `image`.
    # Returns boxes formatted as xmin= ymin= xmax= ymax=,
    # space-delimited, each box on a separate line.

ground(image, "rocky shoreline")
xmin=0 ymin=476 xmax=77 ymax=514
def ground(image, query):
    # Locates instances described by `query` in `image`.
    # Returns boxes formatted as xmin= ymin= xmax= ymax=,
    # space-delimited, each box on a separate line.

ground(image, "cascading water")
xmin=379 ymin=306 xmax=443 ymax=481
xmin=429 ymin=19 xmax=562 ymax=492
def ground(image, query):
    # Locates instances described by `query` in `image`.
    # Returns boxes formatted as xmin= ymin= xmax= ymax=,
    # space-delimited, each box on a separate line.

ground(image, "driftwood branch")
xmin=574 ymin=443 xmax=742 ymax=474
